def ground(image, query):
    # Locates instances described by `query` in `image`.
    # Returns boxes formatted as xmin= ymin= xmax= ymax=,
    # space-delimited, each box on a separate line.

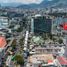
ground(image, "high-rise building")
xmin=0 ymin=17 xmax=9 ymax=29
xmin=31 ymin=15 xmax=52 ymax=34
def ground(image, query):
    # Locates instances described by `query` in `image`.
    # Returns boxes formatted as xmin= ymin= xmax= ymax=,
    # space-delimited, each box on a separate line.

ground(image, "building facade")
xmin=31 ymin=15 xmax=52 ymax=34
xmin=0 ymin=17 xmax=9 ymax=29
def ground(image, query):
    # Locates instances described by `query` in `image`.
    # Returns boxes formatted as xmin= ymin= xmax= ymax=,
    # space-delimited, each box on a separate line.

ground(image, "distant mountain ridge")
xmin=39 ymin=0 xmax=59 ymax=7
xmin=17 ymin=4 xmax=38 ymax=9
xmin=17 ymin=0 xmax=65 ymax=8
xmin=17 ymin=0 xmax=60 ymax=8
xmin=1 ymin=0 xmax=67 ymax=8
xmin=51 ymin=0 xmax=67 ymax=8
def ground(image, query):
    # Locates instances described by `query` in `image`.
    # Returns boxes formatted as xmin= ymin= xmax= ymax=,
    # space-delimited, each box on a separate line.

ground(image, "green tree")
xmin=58 ymin=38 xmax=63 ymax=44
xmin=42 ymin=33 xmax=48 ymax=40
xmin=52 ymin=37 xmax=57 ymax=42
xmin=11 ymin=39 xmax=16 ymax=50
xmin=19 ymin=38 xmax=24 ymax=46
xmin=48 ymin=34 xmax=53 ymax=40
xmin=16 ymin=27 xmax=23 ymax=32
xmin=9 ymin=25 xmax=14 ymax=28
xmin=15 ymin=55 xmax=24 ymax=65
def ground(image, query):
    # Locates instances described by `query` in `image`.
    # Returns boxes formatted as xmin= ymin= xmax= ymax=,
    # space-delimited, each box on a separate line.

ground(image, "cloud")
xmin=1 ymin=0 xmax=43 ymax=4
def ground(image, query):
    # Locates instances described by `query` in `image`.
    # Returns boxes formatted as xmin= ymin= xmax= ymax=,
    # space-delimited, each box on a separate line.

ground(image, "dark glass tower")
xmin=31 ymin=16 xmax=52 ymax=34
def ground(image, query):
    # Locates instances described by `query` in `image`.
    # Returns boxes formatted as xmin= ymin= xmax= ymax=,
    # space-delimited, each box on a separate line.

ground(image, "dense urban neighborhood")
xmin=0 ymin=0 xmax=67 ymax=67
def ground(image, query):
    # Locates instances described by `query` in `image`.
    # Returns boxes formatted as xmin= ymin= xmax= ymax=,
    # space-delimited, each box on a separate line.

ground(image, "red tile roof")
xmin=0 ymin=36 xmax=7 ymax=48
xmin=57 ymin=56 xmax=67 ymax=65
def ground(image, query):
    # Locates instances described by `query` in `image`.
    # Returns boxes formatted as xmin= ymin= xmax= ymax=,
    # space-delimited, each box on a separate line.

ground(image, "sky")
xmin=0 ymin=0 xmax=44 ymax=4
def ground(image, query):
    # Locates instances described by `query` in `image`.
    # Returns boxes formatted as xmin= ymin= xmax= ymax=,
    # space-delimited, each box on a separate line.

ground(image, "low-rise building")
xmin=57 ymin=56 xmax=67 ymax=67
xmin=28 ymin=54 xmax=56 ymax=67
xmin=30 ymin=43 xmax=65 ymax=56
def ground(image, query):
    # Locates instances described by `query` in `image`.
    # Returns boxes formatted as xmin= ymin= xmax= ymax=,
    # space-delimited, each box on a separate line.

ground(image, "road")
xmin=0 ymin=37 xmax=14 ymax=66
xmin=2 ymin=30 xmax=26 ymax=67
xmin=23 ymin=31 xmax=29 ymax=67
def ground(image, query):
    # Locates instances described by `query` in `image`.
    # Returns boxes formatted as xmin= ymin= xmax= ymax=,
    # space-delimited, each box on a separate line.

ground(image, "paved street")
xmin=0 ymin=37 xmax=14 ymax=66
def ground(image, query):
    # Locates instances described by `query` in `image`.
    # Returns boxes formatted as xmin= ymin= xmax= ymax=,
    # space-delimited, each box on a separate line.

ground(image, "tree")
xmin=16 ymin=27 xmax=23 ymax=32
xmin=19 ymin=38 xmax=24 ymax=46
xmin=42 ymin=33 xmax=48 ymax=40
xmin=52 ymin=37 xmax=56 ymax=42
xmin=58 ymin=38 xmax=63 ymax=44
xmin=48 ymin=34 xmax=53 ymax=40
xmin=15 ymin=55 xmax=24 ymax=65
xmin=11 ymin=39 xmax=16 ymax=50
xmin=9 ymin=25 xmax=14 ymax=28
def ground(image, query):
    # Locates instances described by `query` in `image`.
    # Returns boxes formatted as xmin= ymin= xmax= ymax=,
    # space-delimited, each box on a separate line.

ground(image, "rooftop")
xmin=57 ymin=56 xmax=67 ymax=65
xmin=0 ymin=36 xmax=7 ymax=48
xmin=28 ymin=54 xmax=54 ymax=64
